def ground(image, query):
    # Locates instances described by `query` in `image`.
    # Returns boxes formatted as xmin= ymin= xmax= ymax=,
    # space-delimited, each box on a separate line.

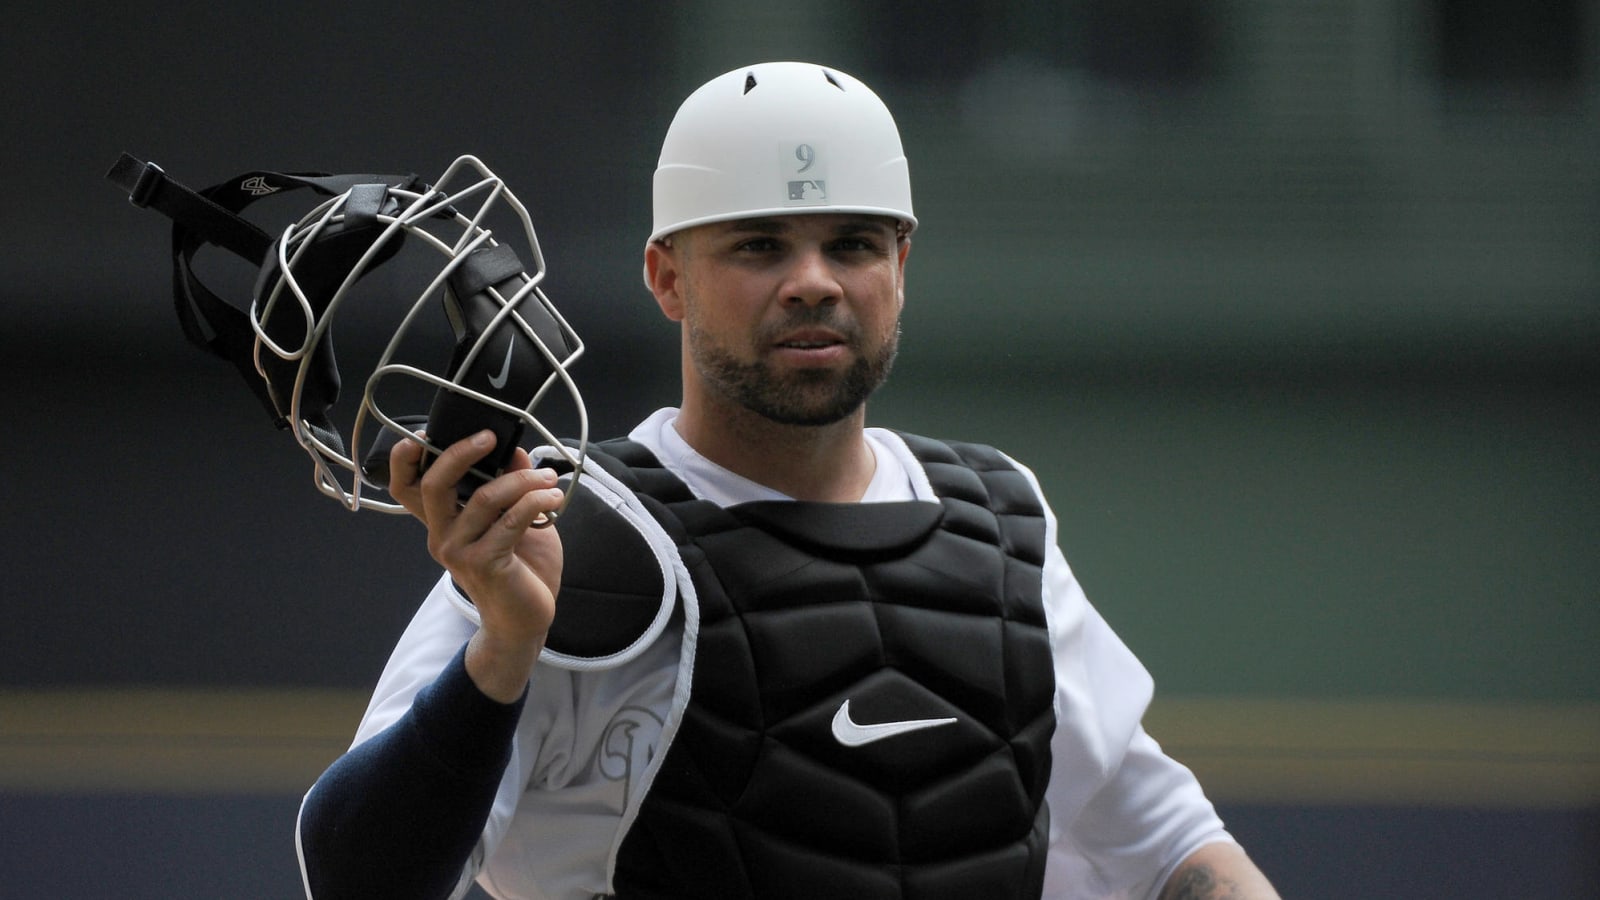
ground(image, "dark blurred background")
xmin=2 ymin=2 xmax=1595 ymax=897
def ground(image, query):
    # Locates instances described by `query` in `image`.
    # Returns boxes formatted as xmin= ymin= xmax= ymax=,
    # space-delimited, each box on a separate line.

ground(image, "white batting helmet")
xmin=648 ymin=61 xmax=917 ymax=244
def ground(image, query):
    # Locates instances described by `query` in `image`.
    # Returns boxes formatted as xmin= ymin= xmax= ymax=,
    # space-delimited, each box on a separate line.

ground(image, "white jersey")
xmin=329 ymin=409 xmax=1231 ymax=899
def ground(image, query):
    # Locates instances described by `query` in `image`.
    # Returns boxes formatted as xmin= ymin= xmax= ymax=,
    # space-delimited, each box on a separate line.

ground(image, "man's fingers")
xmin=503 ymin=447 xmax=535 ymax=474
xmin=445 ymin=467 xmax=563 ymax=560
xmin=391 ymin=430 xmax=563 ymax=568
xmin=493 ymin=475 xmax=566 ymax=533
xmin=469 ymin=467 xmax=562 ymax=527
xmin=418 ymin=430 xmax=497 ymax=521
xmin=386 ymin=431 xmax=428 ymax=515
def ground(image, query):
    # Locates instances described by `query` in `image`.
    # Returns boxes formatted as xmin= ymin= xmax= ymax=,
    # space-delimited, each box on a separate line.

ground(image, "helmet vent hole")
xmin=822 ymin=69 xmax=843 ymax=90
xmin=743 ymin=73 xmax=757 ymax=94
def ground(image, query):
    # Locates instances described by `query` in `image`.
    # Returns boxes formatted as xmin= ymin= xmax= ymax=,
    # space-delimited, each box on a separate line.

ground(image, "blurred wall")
xmin=2 ymin=2 xmax=1595 ymax=897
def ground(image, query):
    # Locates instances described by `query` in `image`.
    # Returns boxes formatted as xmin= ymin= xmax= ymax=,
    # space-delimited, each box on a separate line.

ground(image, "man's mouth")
xmin=770 ymin=330 xmax=850 ymax=366
xmin=773 ymin=327 xmax=847 ymax=349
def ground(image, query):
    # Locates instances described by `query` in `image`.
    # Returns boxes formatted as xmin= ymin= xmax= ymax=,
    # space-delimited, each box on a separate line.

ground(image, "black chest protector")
xmin=582 ymin=434 xmax=1057 ymax=900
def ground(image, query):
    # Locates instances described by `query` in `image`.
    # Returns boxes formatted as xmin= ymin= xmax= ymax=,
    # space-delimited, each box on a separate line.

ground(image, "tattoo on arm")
xmin=1166 ymin=864 xmax=1242 ymax=900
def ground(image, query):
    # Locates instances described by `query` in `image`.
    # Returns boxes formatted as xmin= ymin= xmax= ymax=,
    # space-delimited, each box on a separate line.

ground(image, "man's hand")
xmin=388 ymin=429 xmax=565 ymax=702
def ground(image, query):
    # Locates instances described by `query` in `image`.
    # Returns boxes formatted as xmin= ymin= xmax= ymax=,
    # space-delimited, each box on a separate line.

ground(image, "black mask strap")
xmin=107 ymin=152 xmax=421 ymax=427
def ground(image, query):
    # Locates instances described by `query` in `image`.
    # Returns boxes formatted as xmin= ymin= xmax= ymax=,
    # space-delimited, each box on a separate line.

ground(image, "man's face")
xmin=665 ymin=214 xmax=909 ymax=427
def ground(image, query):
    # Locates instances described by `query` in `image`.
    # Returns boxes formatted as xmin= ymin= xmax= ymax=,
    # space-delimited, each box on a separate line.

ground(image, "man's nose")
xmin=781 ymin=246 xmax=841 ymax=307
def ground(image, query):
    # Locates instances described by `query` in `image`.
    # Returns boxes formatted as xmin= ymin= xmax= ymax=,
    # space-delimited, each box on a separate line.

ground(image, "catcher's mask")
xmin=108 ymin=153 xmax=587 ymax=517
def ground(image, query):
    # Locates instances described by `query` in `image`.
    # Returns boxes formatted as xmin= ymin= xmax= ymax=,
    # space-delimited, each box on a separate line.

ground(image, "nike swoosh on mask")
xmin=487 ymin=336 xmax=516 ymax=389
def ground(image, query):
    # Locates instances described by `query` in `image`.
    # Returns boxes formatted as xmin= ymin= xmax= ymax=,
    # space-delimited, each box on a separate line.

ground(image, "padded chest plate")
xmin=601 ymin=434 xmax=1056 ymax=899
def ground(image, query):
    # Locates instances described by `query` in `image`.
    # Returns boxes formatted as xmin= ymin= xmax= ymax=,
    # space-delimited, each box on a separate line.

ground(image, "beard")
xmin=687 ymin=307 xmax=900 ymax=427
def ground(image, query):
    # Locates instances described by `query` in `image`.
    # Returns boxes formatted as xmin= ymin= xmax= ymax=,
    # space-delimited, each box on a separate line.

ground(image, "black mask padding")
xmin=424 ymin=243 xmax=578 ymax=501
xmin=359 ymin=414 xmax=431 ymax=489
xmin=106 ymin=155 xmax=425 ymax=430
xmin=252 ymin=183 xmax=405 ymax=455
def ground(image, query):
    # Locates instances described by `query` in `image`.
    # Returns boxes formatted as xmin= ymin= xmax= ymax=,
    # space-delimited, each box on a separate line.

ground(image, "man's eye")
xmin=830 ymin=237 xmax=881 ymax=254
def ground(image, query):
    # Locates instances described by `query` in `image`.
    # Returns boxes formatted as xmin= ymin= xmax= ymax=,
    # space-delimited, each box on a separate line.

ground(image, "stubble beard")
xmin=688 ymin=309 xmax=900 ymax=427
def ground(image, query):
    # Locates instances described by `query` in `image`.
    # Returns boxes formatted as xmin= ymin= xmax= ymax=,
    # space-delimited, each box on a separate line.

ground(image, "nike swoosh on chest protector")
xmin=831 ymin=699 xmax=957 ymax=747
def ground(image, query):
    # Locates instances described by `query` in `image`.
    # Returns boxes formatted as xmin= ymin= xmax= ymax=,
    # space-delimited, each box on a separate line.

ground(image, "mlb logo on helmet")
xmin=787 ymin=180 xmax=827 ymax=202
xmin=782 ymin=141 xmax=827 ymax=206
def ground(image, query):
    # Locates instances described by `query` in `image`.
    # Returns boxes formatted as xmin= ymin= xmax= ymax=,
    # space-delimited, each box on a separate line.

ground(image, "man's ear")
xmin=643 ymin=239 xmax=685 ymax=322
xmin=895 ymin=235 xmax=911 ymax=311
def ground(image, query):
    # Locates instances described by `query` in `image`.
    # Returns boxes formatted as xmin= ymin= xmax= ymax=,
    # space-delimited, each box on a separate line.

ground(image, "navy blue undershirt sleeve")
xmin=298 ymin=643 xmax=528 ymax=900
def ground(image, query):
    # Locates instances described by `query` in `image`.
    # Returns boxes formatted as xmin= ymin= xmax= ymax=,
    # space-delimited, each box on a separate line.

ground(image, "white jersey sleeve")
xmin=1002 ymin=456 xmax=1234 ymax=899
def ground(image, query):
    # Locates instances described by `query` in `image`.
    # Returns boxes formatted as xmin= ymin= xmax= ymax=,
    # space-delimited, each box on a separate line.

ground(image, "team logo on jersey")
xmin=239 ymin=175 xmax=280 ymax=196
xmin=600 ymin=707 xmax=665 ymax=804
